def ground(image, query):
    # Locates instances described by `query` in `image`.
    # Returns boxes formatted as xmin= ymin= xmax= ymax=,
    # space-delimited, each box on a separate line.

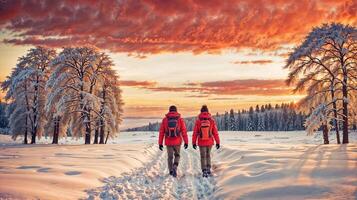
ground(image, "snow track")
xmin=86 ymin=145 xmax=216 ymax=200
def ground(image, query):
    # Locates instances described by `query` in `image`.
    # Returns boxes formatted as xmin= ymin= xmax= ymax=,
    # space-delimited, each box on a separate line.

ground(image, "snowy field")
xmin=0 ymin=131 xmax=356 ymax=200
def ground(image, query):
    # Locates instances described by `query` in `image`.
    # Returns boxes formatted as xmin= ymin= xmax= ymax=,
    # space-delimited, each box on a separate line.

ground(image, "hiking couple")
xmin=158 ymin=105 xmax=220 ymax=178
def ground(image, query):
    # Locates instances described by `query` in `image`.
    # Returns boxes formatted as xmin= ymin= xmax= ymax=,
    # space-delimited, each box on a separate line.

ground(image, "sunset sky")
xmin=0 ymin=0 xmax=356 ymax=128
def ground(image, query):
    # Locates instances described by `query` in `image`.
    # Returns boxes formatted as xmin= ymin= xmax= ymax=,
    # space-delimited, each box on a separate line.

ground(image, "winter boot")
xmin=169 ymin=170 xmax=174 ymax=176
xmin=202 ymin=169 xmax=208 ymax=178
xmin=172 ymin=169 xmax=177 ymax=177
xmin=206 ymin=169 xmax=212 ymax=176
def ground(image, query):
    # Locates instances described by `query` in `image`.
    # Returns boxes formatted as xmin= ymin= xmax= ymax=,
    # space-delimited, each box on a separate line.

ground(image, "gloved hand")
xmin=184 ymin=143 xmax=188 ymax=149
xmin=159 ymin=145 xmax=163 ymax=151
xmin=193 ymin=144 xmax=197 ymax=150
xmin=216 ymin=144 xmax=220 ymax=149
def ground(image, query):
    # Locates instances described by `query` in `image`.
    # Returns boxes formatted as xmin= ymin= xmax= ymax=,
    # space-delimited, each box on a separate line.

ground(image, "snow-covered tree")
xmin=129 ymin=102 xmax=308 ymax=132
xmin=229 ymin=109 xmax=235 ymax=131
xmin=44 ymin=103 xmax=70 ymax=144
xmin=0 ymin=101 xmax=8 ymax=132
xmin=1 ymin=64 xmax=30 ymax=143
xmin=46 ymin=47 xmax=100 ymax=144
xmin=286 ymin=23 xmax=357 ymax=144
xmin=304 ymin=104 xmax=334 ymax=144
xmin=223 ymin=111 xmax=229 ymax=131
xmin=1 ymin=47 xmax=56 ymax=144
xmin=46 ymin=47 xmax=123 ymax=144
xmin=93 ymin=53 xmax=123 ymax=144
xmin=257 ymin=114 xmax=265 ymax=131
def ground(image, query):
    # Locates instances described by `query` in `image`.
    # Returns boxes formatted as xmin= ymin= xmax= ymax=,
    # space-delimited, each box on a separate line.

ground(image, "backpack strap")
xmin=175 ymin=117 xmax=181 ymax=137
xmin=209 ymin=119 xmax=213 ymax=137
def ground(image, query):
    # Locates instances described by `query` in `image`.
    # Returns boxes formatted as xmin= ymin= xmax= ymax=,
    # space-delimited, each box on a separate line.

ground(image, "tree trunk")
xmin=24 ymin=130 xmax=28 ymax=144
xmin=339 ymin=52 xmax=349 ymax=144
xmin=99 ymin=119 xmax=105 ymax=144
xmin=93 ymin=121 xmax=99 ymax=144
xmin=31 ymin=75 xmax=39 ymax=144
xmin=99 ymin=88 xmax=106 ymax=144
xmin=342 ymin=79 xmax=349 ymax=144
xmin=330 ymin=83 xmax=341 ymax=144
xmin=85 ymin=126 xmax=91 ymax=144
xmin=52 ymin=117 xmax=59 ymax=144
xmin=31 ymin=98 xmax=37 ymax=144
xmin=105 ymin=131 xmax=110 ymax=144
xmin=332 ymin=104 xmax=341 ymax=144
xmin=322 ymin=124 xmax=329 ymax=144
xmin=84 ymin=113 xmax=91 ymax=144
xmin=31 ymin=130 xmax=36 ymax=144
xmin=24 ymin=84 xmax=30 ymax=144
xmin=24 ymin=115 xmax=28 ymax=144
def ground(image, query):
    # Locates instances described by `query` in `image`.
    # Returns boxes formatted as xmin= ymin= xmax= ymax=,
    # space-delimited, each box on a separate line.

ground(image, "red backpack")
xmin=199 ymin=117 xmax=212 ymax=140
xmin=166 ymin=116 xmax=181 ymax=137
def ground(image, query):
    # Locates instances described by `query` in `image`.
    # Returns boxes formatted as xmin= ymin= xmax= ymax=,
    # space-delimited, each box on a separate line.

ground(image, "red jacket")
xmin=159 ymin=112 xmax=188 ymax=146
xmin=192 ymin=112 xmax=220 ymax=146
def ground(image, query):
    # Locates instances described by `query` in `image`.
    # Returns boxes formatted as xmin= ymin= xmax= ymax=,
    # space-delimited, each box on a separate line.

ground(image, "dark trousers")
xmin=167 ymin=145 xmax=181 ymax=172
xmin=199 ymin=146 xmax=212 ymax=171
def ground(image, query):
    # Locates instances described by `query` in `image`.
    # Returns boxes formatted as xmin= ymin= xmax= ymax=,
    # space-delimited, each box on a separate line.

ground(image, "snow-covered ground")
xmin=0 ymin=131 xmax=356 ymax=200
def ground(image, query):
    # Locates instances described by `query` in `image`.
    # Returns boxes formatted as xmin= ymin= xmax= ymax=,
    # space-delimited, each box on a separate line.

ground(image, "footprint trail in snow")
xmin=86 ymin=145 xmax=216 ymax=200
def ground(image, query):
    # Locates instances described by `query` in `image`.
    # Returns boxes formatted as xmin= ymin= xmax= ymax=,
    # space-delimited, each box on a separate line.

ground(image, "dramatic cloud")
xmin=208 ymin=97 xmax=238 ymax=101
xmin=119 ymin=80 xmax=157 ymax=87
xmin=232 ymin=60 xmax=273 ymax=65
xmin=200 ymin=79 xmax=292 ymax=96
xmin=145 ymin=86 xmax=203 ymax=93
xmin=185 ymin=94 xmax=210 ymax=98
xmin=1 ymin=0 xmax=356 ymax=54
xmin=124 ymin=79 xmax=293 ymax=96
xmin=184 ymin=82 xmax=200 ymax=86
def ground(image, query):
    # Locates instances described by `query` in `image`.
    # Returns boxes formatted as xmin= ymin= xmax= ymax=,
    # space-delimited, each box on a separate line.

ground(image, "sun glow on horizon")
xmin=0 ymin=42 xmax=319 ymax=120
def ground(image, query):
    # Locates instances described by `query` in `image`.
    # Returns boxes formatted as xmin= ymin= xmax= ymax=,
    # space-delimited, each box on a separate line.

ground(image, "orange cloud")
xmin=0 ymin=0 xmax=356 ymax=54
xmin=145 ymin=86 xmax=202 ymax=93
xmin=185 ymin=94 xmax=210 ymax=98
xmin=208 ymin=97 xmax=238 ymax=100
xmin=232 ymin=60 xmax=273 ymax=65
xmin=200 ymin=79 xmax=292 ymax=96
xmin=124 ymin=79 xmax=293 ymax=96
xmin=119 ymin=80 xmax=157 ymax=87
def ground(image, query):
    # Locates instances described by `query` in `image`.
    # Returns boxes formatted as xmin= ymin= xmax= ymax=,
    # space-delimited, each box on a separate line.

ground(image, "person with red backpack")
xmin=192 ymin=105 xmax=220 ymax=177
xmin=159 ymin=105 xmax=188 ymax=177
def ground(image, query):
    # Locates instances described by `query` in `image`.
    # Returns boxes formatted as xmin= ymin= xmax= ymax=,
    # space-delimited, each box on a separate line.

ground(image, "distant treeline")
xmin=126 ymin=103 xmax=308 ymax=132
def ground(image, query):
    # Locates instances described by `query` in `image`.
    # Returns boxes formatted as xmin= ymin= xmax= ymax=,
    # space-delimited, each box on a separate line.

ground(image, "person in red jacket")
xmin=159 ymin=105 xmax=188 ymax=177
xmin=192 ymin=105 xmax=220 ymax=177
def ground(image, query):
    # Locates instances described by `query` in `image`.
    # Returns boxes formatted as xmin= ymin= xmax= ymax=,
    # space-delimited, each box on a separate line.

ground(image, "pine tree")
xmin=223 ymin=111 xmax=229 ymax=131
xmin=255 ymin=105 xmax=260 ymax=113
xmin=229 ymin=109 xmax=235 ymax=131
xmin=127 ymin=102 xmax=308 ymax=132
xmin=260 ymin=105 xmax=265 ymax=113
xmin=257 ymin=114 xmax=265 ymax=131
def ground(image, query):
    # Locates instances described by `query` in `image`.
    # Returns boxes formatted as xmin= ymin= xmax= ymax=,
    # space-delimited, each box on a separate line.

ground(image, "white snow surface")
xmin=0 ymin=131 xmax=356 ymax=200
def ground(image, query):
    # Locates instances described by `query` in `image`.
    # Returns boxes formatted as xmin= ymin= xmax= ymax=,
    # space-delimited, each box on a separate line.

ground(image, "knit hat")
xmin=201 ymin=105 xmax=209 ymax=113
xmin=169 ymin=105 xmax=177 ymax=112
